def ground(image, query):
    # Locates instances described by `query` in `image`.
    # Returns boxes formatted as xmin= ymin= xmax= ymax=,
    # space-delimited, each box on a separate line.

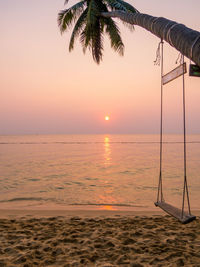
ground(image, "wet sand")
xmin=0 ymin=210 xmax=200 ymax=266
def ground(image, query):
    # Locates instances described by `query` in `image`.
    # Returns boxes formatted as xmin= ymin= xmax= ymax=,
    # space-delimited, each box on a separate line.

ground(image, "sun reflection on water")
xmin=95 ymin=136 xmax=117 ymax=207
xmin=99 ymin=205 xmax=116 ymax=210
xmin=104 ymin=136 xmax=111 ymax=166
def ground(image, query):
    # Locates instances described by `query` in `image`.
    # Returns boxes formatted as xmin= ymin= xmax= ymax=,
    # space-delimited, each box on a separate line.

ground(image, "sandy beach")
xmin=0 ymin=210 xmax=200 ymax=266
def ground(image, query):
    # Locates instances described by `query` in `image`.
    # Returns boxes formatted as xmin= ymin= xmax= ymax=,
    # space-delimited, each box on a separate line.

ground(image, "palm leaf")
xmin=58 ymin=1 xmax=86 ymax=34
xmin=79 ymin=0 xmax=105 ymax=63
xmin=104 ymin=0 xmax=126 ymax=12
xmin=91 ymin=19 xmax=104 ymax=63
xmin=104 ymin=0 xmax=138 ymax=13
xmin=80 ymin=28 xmax=87 ymax=53
xmin=105 ymin=17 xmax=124 ymax=55
xmin=114 ymin=0 xmax=139 ymax=13
xmin=69 ymin=8 xmax=88 ymax=51
xmin=86 ymin=0 xmax=99 ymax=26
xmin=82 ymin=0 xmax=99 ymax=49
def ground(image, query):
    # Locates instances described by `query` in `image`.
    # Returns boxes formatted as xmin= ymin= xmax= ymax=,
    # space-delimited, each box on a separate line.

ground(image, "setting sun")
xmin=105 ymin=116 xmax=110 ymax=121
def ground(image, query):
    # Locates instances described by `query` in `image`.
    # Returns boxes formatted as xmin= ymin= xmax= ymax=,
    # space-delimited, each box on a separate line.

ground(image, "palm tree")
xmin=58 ymin=1 xmax=200 ymax=66
xmin=58 ymin=0 xmax=138 ymax=64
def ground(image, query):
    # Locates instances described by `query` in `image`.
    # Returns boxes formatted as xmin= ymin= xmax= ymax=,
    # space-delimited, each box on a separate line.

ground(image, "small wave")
xmin=0 ymin=198 xmax=148 ymax=208
xmin=0 ymin=197 xmax=44 ymax=203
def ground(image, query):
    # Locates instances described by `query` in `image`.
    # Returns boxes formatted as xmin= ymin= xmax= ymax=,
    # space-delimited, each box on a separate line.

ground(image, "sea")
xmin=0 ymin=134 xmax=199 ymax=211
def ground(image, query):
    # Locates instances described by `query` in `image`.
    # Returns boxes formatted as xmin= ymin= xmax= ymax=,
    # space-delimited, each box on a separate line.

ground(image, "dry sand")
xmin=0 ymin=210 xmax=200 ymax=266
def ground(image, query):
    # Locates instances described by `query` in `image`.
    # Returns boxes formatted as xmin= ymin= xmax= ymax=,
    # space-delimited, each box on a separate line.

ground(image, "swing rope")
xmin=156 ymin=39 xmax=164 ymax=203
xmin=154 ymin=40 xmax=195 ymax=223
xmin=181 ymin=55 xmax=192 ymax=217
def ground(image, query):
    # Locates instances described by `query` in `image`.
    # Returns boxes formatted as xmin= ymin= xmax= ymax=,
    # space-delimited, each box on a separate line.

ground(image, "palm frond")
xmin=79 ymin=0 xmax=105 ymax=63
xmin=81 ymin=23 xmax=104 ymax=63
xmin=58 ymin=1 xmax=86 ymax=34
xmin=86 ymin=0 xmax=100 ymax=26
xmin=91 ymin=19 xmax=104 ymax=63
xmin=104 ymin=0 xmax=126 ymax=12
xmin=82 ymin=0 xmax=99 ymax=49
xmin=78 ymin=0 xmax=97 ymax=49
xmin=104 ymin=0 xmax=138 ymax=13
xmin=105 ymin=17 xmax=124 ymax=55
xmin=115 ymin=0 xmax=139 ymax=13
xmin=80 ymin=28 xmax=87 ymax=53
xmin=69 ymin=8 xmax=88 ymax=51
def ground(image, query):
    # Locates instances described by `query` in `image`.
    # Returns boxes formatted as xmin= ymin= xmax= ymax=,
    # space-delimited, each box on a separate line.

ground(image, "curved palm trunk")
xmin=102 ymin=11 xmax=200 ymax=66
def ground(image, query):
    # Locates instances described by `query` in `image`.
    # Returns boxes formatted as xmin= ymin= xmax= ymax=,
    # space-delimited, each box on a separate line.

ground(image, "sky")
xmin=0 ymin=0 xmax=200 ymax=135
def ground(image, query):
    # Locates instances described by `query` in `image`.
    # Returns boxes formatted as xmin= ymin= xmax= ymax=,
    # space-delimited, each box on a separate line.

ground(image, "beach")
xmin=0 ymin=210 xmax=200 ymax=266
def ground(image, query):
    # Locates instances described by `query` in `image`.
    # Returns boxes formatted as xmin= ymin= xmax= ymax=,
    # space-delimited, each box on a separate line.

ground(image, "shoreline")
xmin=0 ymin=208 xmax=199 ymax=219
xmin=0 ymin=209 xmax=165 ymax=219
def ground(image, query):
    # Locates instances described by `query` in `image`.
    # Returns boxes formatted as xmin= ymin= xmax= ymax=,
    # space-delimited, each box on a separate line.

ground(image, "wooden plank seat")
xmin=155 ymin=201 xmax=196 ymax=224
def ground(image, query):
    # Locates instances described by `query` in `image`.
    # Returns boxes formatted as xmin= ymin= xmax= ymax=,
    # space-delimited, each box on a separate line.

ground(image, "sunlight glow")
xmin=105 ymin=116 xmax=110 ymax=121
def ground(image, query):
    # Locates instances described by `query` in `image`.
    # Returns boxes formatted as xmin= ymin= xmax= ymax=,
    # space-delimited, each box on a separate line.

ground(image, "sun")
xmin=105 ymin=116 xmax=110 ymax=121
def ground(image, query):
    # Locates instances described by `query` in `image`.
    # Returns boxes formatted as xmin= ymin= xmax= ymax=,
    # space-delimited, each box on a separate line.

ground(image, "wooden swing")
xmin=154 ymin=40 xmax=196 ymax=224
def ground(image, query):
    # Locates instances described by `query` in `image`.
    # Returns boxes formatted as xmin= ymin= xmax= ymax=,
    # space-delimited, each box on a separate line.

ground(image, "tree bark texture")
xmin=101 ymin=11 xmax=200 ymax=66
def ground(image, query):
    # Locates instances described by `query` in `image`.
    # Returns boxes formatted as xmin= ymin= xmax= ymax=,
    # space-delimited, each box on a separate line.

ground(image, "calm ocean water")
xmin=0 ymin=134 xmax=200 ymax=211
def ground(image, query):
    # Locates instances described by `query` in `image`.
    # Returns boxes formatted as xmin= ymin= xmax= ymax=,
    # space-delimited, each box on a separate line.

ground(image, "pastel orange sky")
xmin=1 ymin=0 xmax=200 ymax=134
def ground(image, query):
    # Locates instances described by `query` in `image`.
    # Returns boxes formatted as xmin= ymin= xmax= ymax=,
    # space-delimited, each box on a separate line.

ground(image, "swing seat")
xmin=155 ymin=201 xmax=196 ymax=224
